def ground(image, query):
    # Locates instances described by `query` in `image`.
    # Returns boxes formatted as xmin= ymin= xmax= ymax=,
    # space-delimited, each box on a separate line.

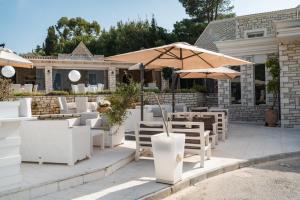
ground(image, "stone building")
xmin=14 ymin=42 xmax=167 ymax=92
xmin=195 ymin=5 xmax=300 ymax=128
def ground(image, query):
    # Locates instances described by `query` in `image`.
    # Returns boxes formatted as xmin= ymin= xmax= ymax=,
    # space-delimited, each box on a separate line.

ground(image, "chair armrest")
xmin=86 ymin=118 xmax=102 ymax=128
xmin=67 ymin=118 xmax=81 ymax=127
xmin=204 ymin=130 xmax=210 ymax=137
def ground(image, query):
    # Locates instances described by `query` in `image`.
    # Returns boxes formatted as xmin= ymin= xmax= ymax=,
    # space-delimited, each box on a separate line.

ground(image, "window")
xmin=231 ymin=66 xmax=241 ymax=104
xmin=247 ymin=31 xmax=264 ymax=38
xmin=245 ymin=29 xmax=266 ymax=38
xmin=254 ymin=64 xmax=266 ymax=105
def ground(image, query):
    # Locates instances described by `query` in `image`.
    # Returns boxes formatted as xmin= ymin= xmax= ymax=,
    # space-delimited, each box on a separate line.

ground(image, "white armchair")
xmin=86 ymin=118 xmax=105 ymax=153
xmin=20 ymin=118 xmax=91 ymax=165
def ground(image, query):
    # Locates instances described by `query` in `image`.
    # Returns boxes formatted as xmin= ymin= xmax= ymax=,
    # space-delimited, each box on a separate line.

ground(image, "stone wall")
xmin=145 ymin=93 xmax=206 ymax=108
xmin=12 ymin=93 xmax=206 ymax=115
xmin=279 ymin=41 xmax=300 ymax=128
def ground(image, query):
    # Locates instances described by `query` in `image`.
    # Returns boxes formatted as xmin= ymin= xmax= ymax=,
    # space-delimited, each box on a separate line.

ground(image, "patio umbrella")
xmin=0 ymin=48 xmax=33 ymax=68
xmin=106 ymin=42 xmax=251 ymax=119
xmin=177 ymin=67 xmax=240 ymax=80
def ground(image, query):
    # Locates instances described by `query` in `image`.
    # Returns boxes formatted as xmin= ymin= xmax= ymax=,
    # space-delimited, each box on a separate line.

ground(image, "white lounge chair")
xmin=97 ymin=83 xmax=104 ymax=92
xmin=71 ymin=84 xmax=79 ymax=94
xmin=57 ymin=97 xmax=76 ymax=114
xmin=20 ymin=118 xmax=91 ymax=165
xmin=33 ymin=84 xmax=38 ymax=92
xmin=75 ymin=96 xmax=90 ymax=113
xmin=78 ymin=84 xmax=87 ymax=93
xmin=23 ymin=84 xmax=33 ymax=93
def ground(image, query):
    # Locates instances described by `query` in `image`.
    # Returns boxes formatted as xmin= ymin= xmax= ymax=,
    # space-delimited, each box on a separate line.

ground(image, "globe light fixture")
xmin=68 ymin=70 xmax=81 ymax=82
xmin=1 ymin=65 xmax=15 ymax=78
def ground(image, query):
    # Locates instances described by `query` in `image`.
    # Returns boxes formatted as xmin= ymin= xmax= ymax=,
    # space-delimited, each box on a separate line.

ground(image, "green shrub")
xmin=0 ymin=78 xmax=11 ymax=101
xmin=192 ymin=84 xmax=207 ymax=93
xmin=47 ymin=90 xmax=70 ymax=96
xmin=13 ymin=92 xmax=44 ymax=97
xmin=103 ymin=82 xmax=140 ymax=126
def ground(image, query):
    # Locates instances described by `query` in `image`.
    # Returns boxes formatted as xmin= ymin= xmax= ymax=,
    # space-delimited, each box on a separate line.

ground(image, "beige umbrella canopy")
xmin=178 ymin=67 xmax=241 ymax=80
xmin=0 ymin=48 xmax=33 ymax=68
xmin=106 ymin=42 xmax=251 ymax=119
xmin=106 ymin=42 xmax=252 ymax=69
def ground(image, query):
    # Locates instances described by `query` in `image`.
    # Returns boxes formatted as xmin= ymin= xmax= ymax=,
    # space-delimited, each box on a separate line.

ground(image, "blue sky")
xmin=0 ymin=0 xmax=299 ymax=53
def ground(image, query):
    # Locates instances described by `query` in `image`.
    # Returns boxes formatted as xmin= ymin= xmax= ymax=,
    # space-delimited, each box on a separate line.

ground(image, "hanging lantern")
xmin=68 ymin=70 xmax=81 ymax=82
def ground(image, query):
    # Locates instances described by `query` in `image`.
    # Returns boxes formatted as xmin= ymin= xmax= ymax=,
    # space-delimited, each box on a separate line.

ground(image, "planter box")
xmin=105 ymin=124 xmax=125 ymax=148
xmin=151 ymin=133 xmax=185 ymax=184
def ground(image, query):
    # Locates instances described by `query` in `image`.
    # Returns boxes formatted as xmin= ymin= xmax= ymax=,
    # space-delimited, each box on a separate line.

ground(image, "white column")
xmin=44 ymin=66 xmax=53 ymax=93
xmin=108 ymin=67 xmax=116 ymax=91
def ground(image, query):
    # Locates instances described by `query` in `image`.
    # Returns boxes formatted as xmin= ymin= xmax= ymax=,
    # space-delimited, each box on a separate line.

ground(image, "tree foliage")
xmin=179 ymin=0 xmax=234 ymax=22
xmin=266 ymin=57 xmax=280 ymax=109
xmin=172 ymin=18 xmax=207 ymax=44
xmin=36 ymin=0 xmax=235 ymax=56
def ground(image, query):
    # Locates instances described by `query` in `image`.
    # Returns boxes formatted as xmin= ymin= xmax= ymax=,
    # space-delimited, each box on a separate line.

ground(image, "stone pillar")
xmin=218 ymin=80 xmax=231 ymax=108
xmin=279 ymin=42 xmax=300 ymax=128
xmin=44 ymin=66 xmax=53 ymax=93
xmin=108 ymin=67 xmax=116 ymax=91
xmin=240 ymin=63 xmax=255 ymax=106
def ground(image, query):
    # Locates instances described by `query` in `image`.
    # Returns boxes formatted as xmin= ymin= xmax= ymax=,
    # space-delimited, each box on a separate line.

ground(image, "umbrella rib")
xmin=144 ymin=47 xmax=175 ymax=67
xmin=182 ymin=52 xmax=203 ymax=60
xmin=189 ymin=50 xmax=215 ymax=68
xmin=154 ymin=49 xmax=179 ymax=59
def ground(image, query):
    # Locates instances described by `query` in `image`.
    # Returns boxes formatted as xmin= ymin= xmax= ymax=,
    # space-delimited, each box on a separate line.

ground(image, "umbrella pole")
xmin=139 ymin=63 xmax=144 ymax=121
xmin=171 ymin=72 xmax=177 ymax=113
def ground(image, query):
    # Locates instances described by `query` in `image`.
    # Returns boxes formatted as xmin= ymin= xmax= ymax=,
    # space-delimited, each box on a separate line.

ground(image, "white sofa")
xmin=20 ymin=118 xmax=91 ymax=165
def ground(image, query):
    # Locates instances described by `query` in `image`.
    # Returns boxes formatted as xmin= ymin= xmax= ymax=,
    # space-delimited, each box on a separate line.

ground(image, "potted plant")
xmin=0 ymin=78 xmax=20 ymax=118
xmin=100 ymin=82 xmax=140 ymax=147
xmin=265 ymin=57 xmax=280 ymax=127
xmin=151 ymin=93 xmax=185 ymax=184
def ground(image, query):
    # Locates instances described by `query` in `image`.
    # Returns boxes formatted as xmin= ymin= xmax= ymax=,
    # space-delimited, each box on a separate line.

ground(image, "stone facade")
xmin=240 ymin=64 xmax=255 ymax=106
xmin=217 ymin=80 xmax=230 ymax=108
xmin=279 ymin=42 xmax=300 ymax=128
xmin=196 ymin=5 xmax=300 ymax=127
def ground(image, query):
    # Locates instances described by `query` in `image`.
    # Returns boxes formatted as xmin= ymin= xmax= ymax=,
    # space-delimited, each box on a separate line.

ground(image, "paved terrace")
xmin=2 ymin=123 xmax=300 ymax=200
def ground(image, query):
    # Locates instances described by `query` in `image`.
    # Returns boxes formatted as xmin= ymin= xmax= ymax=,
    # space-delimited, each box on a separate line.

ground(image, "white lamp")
xmin=1 ymin=65 xmax=15 ymax=78
xmin=68 ymin=70 xmax=81 ymax=82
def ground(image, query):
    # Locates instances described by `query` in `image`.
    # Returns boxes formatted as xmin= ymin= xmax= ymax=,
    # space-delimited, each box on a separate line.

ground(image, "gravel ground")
xmin=164 ymin=156 xmax=300 ymax=200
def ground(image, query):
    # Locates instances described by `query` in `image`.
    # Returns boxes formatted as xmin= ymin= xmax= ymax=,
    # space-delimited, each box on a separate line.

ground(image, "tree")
xmin=173 ymin=18 xmax=207 ymax=44
xmin=179 ymin=0 xmax=234 ymax=23
xmin=38 ymin=17 xmax=101 ymax=55
xmin=44 ymin=26 xmax=58 ymax=55
xmin=91 ymin=17 xmax=176 ymax=56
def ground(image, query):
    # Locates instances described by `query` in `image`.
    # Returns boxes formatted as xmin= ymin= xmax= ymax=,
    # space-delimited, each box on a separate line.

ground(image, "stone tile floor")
xmin=32 ymin=123 xmax=300 ymax=200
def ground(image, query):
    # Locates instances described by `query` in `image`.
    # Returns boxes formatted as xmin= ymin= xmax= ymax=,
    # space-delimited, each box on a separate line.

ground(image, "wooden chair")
xmin=168 ymin=121 xmax=211 ymax=167
xmin=135 ymin=121 xmax=165 ymax=161
xmin=135 ymin=120 xmax=211 ymax=167
xmin=168 ymin=112 xmax=218 ymax=148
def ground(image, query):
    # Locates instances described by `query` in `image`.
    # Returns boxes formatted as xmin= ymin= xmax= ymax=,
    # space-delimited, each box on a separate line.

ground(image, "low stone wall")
xmin=226 ymin=105 xmax=277 ymax=122
xmin=12 ymin=93 xmax=206 ymax=115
